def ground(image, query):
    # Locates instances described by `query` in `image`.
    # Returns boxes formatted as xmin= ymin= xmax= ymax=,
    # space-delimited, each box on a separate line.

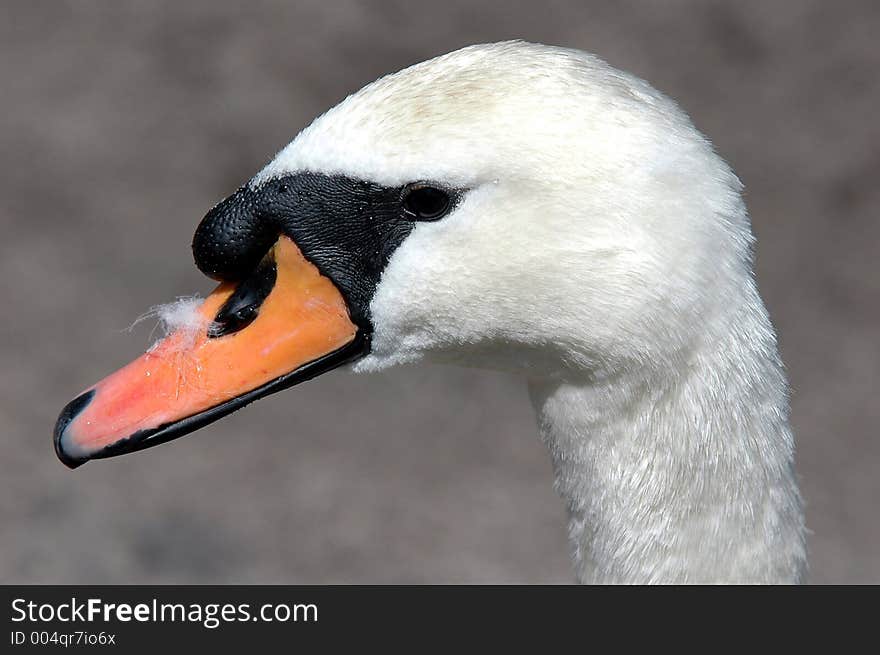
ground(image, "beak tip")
xmin=57 ymin=449 xmax=86 ymax=470
xmin=53 ymin=390 xmax=95 ymax=469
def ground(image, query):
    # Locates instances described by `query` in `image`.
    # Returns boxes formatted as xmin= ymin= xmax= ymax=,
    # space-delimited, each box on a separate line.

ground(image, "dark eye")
xmin=402 ymin=184 xmax=452 ymax=221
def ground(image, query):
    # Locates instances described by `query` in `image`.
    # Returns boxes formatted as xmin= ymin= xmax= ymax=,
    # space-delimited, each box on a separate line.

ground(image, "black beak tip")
xmin=53 ymin=390 xmax=95 ymax=469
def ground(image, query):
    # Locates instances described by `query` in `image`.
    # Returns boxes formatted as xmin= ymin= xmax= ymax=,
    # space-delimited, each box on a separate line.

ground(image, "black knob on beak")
xmin=192 ymin=185 xmax=279 ymax=282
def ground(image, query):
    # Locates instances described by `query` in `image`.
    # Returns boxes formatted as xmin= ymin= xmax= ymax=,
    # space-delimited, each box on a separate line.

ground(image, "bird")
xmin=54 ymin=41 xmax=806 ymax=584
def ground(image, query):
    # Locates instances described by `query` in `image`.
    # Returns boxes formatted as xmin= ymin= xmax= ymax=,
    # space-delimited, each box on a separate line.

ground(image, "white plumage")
xmin=257 ymin=41 xmax=806 ymax=583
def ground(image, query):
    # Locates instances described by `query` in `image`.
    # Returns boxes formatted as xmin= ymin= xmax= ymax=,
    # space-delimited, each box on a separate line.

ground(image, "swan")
xmin=53 ymin=41 xmax=806 ymax=584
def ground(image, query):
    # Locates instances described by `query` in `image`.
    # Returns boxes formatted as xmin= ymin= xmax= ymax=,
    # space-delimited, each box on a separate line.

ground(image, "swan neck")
xmin=529 ymin=288 xmax=806 ymax=583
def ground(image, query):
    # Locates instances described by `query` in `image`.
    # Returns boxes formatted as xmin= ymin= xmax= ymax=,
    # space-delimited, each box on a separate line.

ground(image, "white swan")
xmin=55 ymin=41 xmax=806 ymax=583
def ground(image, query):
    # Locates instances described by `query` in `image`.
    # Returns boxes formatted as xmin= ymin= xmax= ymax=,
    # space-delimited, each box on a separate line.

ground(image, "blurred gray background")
xmin=2 ymin=0 xmax=877 ymax=583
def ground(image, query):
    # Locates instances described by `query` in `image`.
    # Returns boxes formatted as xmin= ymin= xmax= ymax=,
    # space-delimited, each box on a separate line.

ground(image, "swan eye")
xmin=401 ymin=184 xmax=452 ymax=221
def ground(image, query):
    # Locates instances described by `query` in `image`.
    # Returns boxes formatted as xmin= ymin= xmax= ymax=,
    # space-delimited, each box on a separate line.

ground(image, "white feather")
xmin=128 ymin=295 xmax=205 ymax=351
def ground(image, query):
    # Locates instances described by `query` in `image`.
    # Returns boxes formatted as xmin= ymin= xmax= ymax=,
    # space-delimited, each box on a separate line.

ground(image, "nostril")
xmin=207 ymin=255 xmax=278 ymax=338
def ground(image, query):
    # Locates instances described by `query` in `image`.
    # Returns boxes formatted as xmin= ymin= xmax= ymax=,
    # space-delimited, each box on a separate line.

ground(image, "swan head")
xmin=54 ymin=41 xmax=753 ymax=466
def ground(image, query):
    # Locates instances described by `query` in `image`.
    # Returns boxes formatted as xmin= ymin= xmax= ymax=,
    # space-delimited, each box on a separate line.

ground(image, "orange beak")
xmin=54 ymin=235 xmax=364 ymax=468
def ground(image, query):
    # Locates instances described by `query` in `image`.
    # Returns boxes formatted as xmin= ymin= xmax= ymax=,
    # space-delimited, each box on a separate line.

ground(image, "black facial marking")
xmin=208 ymin=254 xmax=277 ymax=338
xmin=192 ymin=173 xmax=464 ymax=330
